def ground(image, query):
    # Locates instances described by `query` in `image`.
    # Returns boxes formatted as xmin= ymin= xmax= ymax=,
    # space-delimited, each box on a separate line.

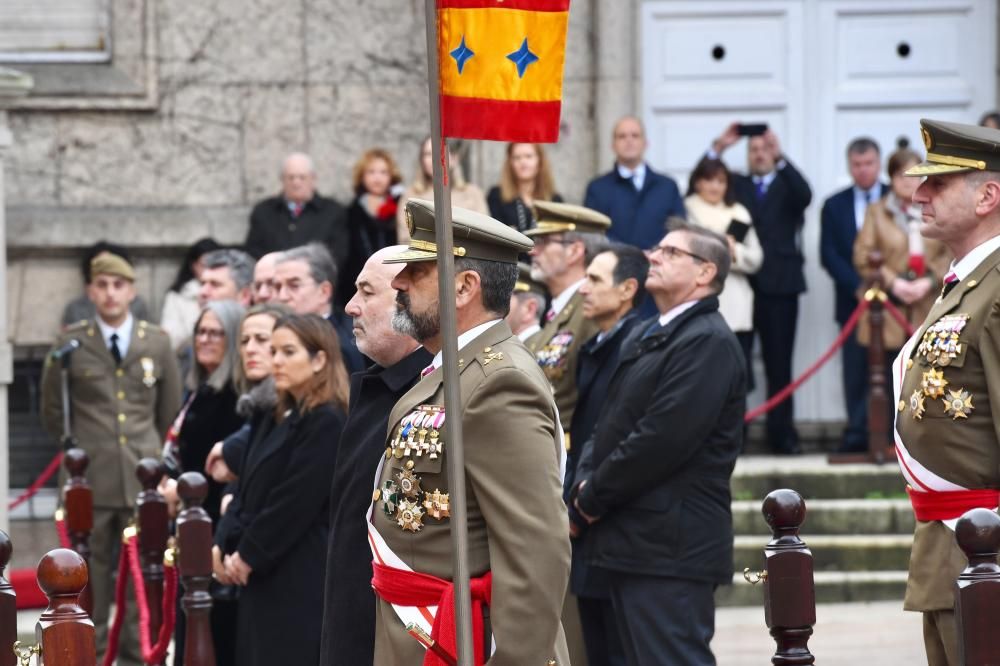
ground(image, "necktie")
xmin=941 ymin=272 xmax=959 ymax=299
xmin=545 ymin=308 xmax=556 ymax=323
xmin=754 ymin=178 xmax=767 ymax=200
xmin=292 ymin=203 xmax=303 ymax=218
xmin=641 ymin=321 xmax=662 ymax=339
xmin=421 ymin=365 xmax=435 ymax=378
xmin=110 ymin=333 xmax=122 ymax=365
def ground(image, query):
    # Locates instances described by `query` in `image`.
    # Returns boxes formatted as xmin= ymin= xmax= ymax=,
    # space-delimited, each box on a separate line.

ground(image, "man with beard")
xmin=318 ymin=246 xmax=431 ymax=666
xmin=368 ymin=199 xmax=570 ymax=665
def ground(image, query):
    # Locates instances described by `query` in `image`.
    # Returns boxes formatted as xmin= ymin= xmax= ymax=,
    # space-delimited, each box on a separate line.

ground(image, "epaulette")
xmin=65 ymin=319 xmax=90 ymax=332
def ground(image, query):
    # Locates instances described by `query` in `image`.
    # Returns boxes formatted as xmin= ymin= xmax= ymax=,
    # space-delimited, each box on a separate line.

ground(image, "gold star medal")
xmin=396 ymin=498 xmax=425 ymax=532
xmin=920 ymin=368 xmax=948 ymax=399
xmin=909 ymin=390 xmax=926 ymax=420
xmin=423 ymin=489 xmax=451 ymax=520
xmin=396 ymin=469 xmax=423 ymax=498
xmin=942 ymin=389 xmax=974 ymax=420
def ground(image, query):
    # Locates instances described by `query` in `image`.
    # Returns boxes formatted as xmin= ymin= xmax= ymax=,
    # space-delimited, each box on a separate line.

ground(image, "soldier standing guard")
xmin=40 ymin=252 xmax=182 ymax=666
xmin=525 ymin=201 xmax=610 ymax=438
xmin=893 ymin=119 xmax=1000 ymax=665
xmin=368 ymin=199 xmax=570 ymax=665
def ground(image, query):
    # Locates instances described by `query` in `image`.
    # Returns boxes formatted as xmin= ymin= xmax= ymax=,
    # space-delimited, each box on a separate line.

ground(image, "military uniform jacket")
xmin=531 ymin=289 xmax=598 ymax=433
xmin=894 ymin=245 xmax=1000 ymax=611
xmin=41 ymin=319 xmax=182 ymax=508
xmin=370 ymin=321 xmax=571 ymax=666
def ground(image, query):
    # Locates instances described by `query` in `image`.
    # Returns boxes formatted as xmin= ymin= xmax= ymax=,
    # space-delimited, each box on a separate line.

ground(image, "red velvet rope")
xmin=8 ymin=452 xmax=64 ymax=511
xmin=102 ymin=534 xmax=178 ymax=666
xmin=881 ymin=298 xmax=917 ymax=337
xmin=745 ymin=298 xmax=870 ymax=423
xmin=54 ymin=513 xmax=71 ymax=549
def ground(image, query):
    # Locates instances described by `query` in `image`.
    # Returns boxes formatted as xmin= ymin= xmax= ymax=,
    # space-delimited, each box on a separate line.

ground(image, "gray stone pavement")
xmin=714 ymin=601 xmax=925 ymax=664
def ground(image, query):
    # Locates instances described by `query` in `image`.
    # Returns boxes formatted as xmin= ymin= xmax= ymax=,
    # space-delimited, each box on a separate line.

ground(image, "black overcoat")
xmin=215 ymin=402 xmax=345 ymax=666
xmin=575 ymin=297 xmax=746 ymax=584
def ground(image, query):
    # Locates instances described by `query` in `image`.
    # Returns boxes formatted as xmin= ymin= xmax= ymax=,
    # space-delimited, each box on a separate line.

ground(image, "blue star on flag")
xmin=450 ymin=35 xmax=475 ymax=75
xmin=506 ymin=37 xmax=539 ymax=78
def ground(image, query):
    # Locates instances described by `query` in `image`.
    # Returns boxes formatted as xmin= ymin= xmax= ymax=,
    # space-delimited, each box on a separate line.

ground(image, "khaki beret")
xmin=907 ymin=118 xmax=1000 ymax=176
xmin=90 ymin=251 xmax=135 ymax=282
xmin=385 ymin=198 xmax=532 ymax=265
xmin=526 ymin=201 xmax=611 ymax=237
xmin=514 ymin=262 xmax=547 ymax=297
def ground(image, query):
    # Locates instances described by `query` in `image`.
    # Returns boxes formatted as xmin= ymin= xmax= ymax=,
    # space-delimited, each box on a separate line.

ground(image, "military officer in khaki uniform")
xmin=893 ymin=119 xmax=1000 ymax=665
xmin=507 ymin=262 xmax=548 ymax=344
xmin=40 ymin=252 xmax=181 ymax=666
xmin=525 ymin=201 xmax=610 ymax=434
xmin=368 ymin=199 xmax=570 ymax=665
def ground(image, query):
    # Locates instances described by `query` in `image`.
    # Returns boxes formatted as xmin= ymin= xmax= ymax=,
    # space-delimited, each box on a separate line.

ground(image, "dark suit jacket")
xmin=820 ymin=183 xmax=888 ymax=323
xmin=731 ymin=161 xmax=812 ymax=296
xmin=215 ymin=403 xmax=345 ymax=666
xmin=575 ymin=298 xmax=746 ymax=584
xmin=244 ymin=194 xmax=350 ymax=272
xmin=318 ymin=348 xmax=431 ymax=666
xmin=584 ymin=164 xmax=686 ymax=251
xmin=486 ymin=187 xmax=564 ymax=232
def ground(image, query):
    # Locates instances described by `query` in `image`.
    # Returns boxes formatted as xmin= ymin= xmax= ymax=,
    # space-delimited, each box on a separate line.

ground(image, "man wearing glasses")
xmin=571 ymin=221 xmax=747 ymax=666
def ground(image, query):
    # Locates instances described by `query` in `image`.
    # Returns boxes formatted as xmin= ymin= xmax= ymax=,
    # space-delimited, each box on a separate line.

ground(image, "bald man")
xmin=245 ymin=152 xmax=350 ymax=275
xmin=583 ymin=116 xmax=686 ymax=252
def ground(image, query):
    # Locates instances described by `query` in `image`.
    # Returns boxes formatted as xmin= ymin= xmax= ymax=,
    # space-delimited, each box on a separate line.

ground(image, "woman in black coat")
xmin=213 ymin=313 xmax=349 ymax=666
xmin=486 ymin=142 xmax=564 ymax=232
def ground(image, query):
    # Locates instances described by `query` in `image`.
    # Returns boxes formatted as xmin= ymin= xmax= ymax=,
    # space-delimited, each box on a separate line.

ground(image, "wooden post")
xmin=864 ymin=251 xmax=890 ymax=463
xmin=177 ymin=472 xmax=216 ymax=666
xmin=35 ymin=548 xmax=95 ymax=665
xmin=135 ymin=458 xmax=167 ymax=664
xmin=761 ymin=489 xmax=816 ymax=665
xmin=954 ymin=508 xmax=1000 ymax=665
xmin=0 ymin=530 xmax=15 ymax=666
xmin=62 ymin=448 xmax=93 ymax=618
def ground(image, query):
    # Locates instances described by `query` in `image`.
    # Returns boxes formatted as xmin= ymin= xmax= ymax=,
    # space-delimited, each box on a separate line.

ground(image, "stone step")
xmin=734 ymin=534 xmax=913 ymax=573
xmin=731 ymin=454 xmax=904 ymax=500
xmin=716 ymin=570 xmax=908 ymax=607
xmin=732 ymin=499 xmax=914 ymax=536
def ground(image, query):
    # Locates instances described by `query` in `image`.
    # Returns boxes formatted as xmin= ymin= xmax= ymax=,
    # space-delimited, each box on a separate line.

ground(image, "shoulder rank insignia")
xmin=943 ymin=389 xmax=974 ymax=420
xmin=909 ymin=390 xmax=926 ymax=420
xmin=920 ymin=368 xmax=948 ymax=399
xmin=481 ymin=346 xmax=504 ymax=366
xmin=396 ymin=498 xmax=425 ymax=532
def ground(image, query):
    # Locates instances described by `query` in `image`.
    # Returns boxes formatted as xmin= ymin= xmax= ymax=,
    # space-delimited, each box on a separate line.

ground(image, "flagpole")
xmin=423 ymin=1 xmax=475 ymax=664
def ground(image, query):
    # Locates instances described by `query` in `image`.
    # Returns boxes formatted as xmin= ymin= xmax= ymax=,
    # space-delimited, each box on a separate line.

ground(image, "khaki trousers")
xmin=91 ymin=507 xmax=144 ymax=666
xmin=923 ymin=609 xmax=959 ymax=666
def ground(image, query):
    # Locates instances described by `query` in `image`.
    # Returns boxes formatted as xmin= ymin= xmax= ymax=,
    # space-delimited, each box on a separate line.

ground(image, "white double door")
xmin=641 ymin=0 xmax=996 ymax=421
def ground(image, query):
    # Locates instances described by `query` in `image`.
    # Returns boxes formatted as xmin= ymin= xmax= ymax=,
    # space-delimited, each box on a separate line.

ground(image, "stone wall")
xmin=4 ymin=0 xmax=598 ymax=347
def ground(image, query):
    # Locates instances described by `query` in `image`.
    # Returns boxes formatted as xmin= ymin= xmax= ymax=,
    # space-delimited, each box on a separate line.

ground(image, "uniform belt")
xmin=906 ymin=485 xmax=1000 ymax=521
xmin=371 ymin=561 xmax=492 ymax=666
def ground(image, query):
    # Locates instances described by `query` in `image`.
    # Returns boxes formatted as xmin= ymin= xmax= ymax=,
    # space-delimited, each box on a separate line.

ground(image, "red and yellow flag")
xmin=437 ymin=0 xmax=570 ymax=143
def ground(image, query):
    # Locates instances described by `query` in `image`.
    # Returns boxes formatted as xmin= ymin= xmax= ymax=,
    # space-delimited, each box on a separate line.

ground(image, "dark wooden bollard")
xmin=35 ymin=548 xmax=95 ymax=665
xmin=955 ymin=508 xmax=1000 ymax=666
xmin=136 ymin=457 xmax=168 ymax=664
xmin=62 ymin=448 xmax=93 ymax=617
xmin=177 ymin=472 xmax=216 ymax=666
xmin=0 ymin=531 xmax=15 ymax=666
xmin=865 ymin=251 xmax=890 ymax=463
xmin=755 ymin=489 xmax=816 ymax=665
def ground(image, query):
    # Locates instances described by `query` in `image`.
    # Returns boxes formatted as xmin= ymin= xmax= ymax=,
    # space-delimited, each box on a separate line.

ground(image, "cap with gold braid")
xmin=525 ymin=200 xmax=611 ymax=237
xmin=385 ymin=198 xmax=533 ymax=265
xmin=514 ymin=262 xmax=547 ymax=297
xmin=907 ymin=118 xmax=1000 ymax=176
xmin=90 ymin=251 xmax=135 ymax=282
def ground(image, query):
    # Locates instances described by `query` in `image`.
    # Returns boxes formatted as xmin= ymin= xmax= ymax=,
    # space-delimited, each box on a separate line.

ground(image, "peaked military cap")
xmin=526 ymin=201 xmax=611 ymax=237
xmin=907 ymin=118 xmax=1000 ymax=176
xmin=385 ymin=198 xmax=532 ymax=265
xmin=90 ymin=251 xmax=135 ymax=282
xmin=514 ymin=262 xmax=547 ymax=297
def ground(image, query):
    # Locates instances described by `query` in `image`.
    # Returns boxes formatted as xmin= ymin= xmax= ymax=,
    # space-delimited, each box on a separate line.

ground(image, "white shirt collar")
xmin=617 ymin=162 xmax=647 ymax=190
xmin=852 ymin=183 xmax=883 ymax=230
xmin=96 ymin=312 xmax=134 ymax=359
xmin=752 ymin=171 xmax=777 ymax=188
xmin=657 ymin=299 xmax=700 ymax=328
xmin=550 ymin=279 xmax=585 ymax=318
xmin=517 ymin=323 xmax=541 ymax=342
xmin=430 ymin=319 xmax=503 ymax=371
xmin=948 ymin=234 xmax=1000 ymax=282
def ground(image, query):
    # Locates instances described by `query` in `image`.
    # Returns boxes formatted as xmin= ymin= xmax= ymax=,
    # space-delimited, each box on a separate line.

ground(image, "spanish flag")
xmin=437 ymin=0 xmax=570 ymax=143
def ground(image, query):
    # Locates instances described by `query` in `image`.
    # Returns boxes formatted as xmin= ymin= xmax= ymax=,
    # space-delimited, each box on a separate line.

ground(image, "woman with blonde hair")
xmin=487 ymin=142 xmax=563 ymax=231
xmin=212 ymin=313 xmax=348 ymax=666
xmin=396 ymin=135 xmax=488 ymax=241
xmin=344 ymin=148 xmax=405 ymax=299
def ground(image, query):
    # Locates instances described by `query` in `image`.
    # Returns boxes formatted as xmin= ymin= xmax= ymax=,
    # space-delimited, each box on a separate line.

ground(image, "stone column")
xmin=593 ymin=0 xmax=639 ymax=168
xmin=0 ymin=68 xmax=33 ymax=532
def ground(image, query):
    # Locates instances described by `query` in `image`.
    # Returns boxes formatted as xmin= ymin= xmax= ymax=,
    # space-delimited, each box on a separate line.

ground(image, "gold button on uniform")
xmin=405 ymin=460 xmax=415 ymax=470
xmin=907 ymin=359 xmax=914 ymax=370
xmin=385 ymin=447 xmax=391 ymax=459
xmin=968 ymin=279 xmax=978 ymax=287
xmin=373 ymin=489 xmax=381 ymax=502
xmin=119 ymin=436 xmax=127 ymax=445
xmin=117 ymin=413 xmax=126 ymax=423
xmin=117 ymin=391 xmax=125 ymax=400
xmin=898 ymin=400 xmax=906 ymax=412
xmin=115 ymin=369 xmax=124 ymax=377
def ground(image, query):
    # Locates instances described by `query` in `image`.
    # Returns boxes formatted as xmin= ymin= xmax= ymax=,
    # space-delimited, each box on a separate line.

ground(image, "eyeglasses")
xmin=194 ymin=327 xmax=225 ymax=341
xmin=533 ymin=236 xmax=576 ymax=248
xmin=646 ymin=244 xmax=707 ymax=263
